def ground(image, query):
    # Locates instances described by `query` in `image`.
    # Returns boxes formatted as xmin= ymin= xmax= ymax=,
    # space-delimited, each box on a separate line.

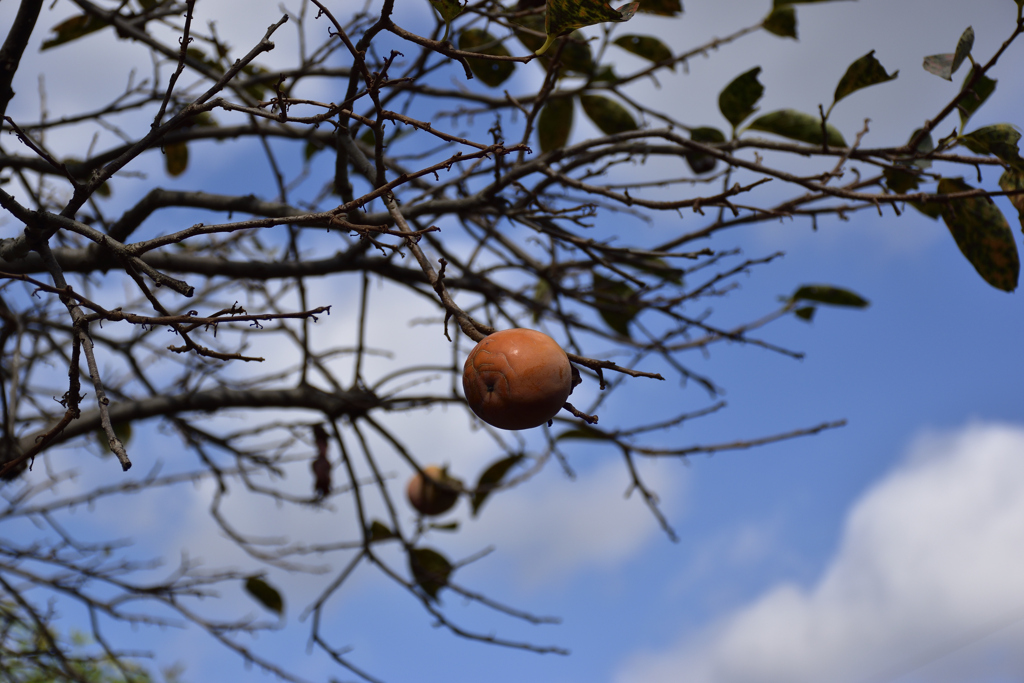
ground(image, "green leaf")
xmin=459 ymin=29 xmax=515 ymax=87
xmin=937 ymin=177 xmax=1020 ymax=292
xmin=164 ymin=142 xmax=189 ymax=177
xmin=885 ymin=128 xmax=934 ymax=191
xmin=747 ymin=109 xmax=846 ymax=147
xmin=244 ymin=575 xmax=284 ymax=615
xmin=430 ymin=0 xmax=463 ymax=42
xmin=554 ymin=34 xmax=597 ymax=75
xmin=240 ymin=63 xmax=271 ymax=100
xmin=999 ymin=167 xmax=1024 ymax=244
xmin=511 ymin=13 xmax=546 ymax=53
xmin=999 ymin=167 xmax=1024 ymax=216
xmin=630 ymin=257 xmax=685 ymax=285
xmin=471 ymin=454 xmax=523 ymax=516
xmin=428 ymin=521 xmax=460 ymax=532
xmin=409 ymin=548 xmax=453 ymax=602
xmin=592 ymin=273 xmax=640 ymax=336
xmin=92 ymin=422 xmax=133 ymax=452
xmin=538 ymin=96 xmax=575 ymax=152
xmin=555 ymin=424 xmax=611 ymax=441
xmin=763 ymin=7 xmax=797 ymax=39
xmin=884 ymin=167 xmax=921 ymax=194
xmin=186 ymin=46 xmax=223 ymax=72
xmin=904 ymin=128 xmax=935 ymax=169
xmin=41 ymin=14 xmax=110 ymax=50
xmin=513 ymin=15 xmax=595 ymax=76
xmin=367 ymin=520 xmax=397 ymax=542
xmin=537 ymin=0 xmax=639 ymax=55
xmin=922 ymin=25 xmax=974 ymax=80
xmin=922 ymin=53 xmax=955 ymax=81
xmin=952 ymin=26 xmax=974 ymax=75
xmin=532 ymin=279 xmax=553 ymax=323
xmin=791 ymin=285 xmax=870 ymax=308
xmin=304 ymin=139 xmax=325 ymax=161
xmin=793 ymin=306 xmax=816 ymax=322
xmin=910 ymin=200 xmax=943 ymax=220
xmin=636 ymin=0 xmax=682 ymax=15
xmin=613 ymin=35 xmax=673 ymax=66
xmin=959 ymin=124 xmax=1023 ymax=167
xmin=719 ymin=67 xmax=764 ymax=129
xmin=685 ymin=126 xmax=726 ymax=174
xmin=580 ymin=94 xmax=638 ymax=135
xmin=592 ymin=64 xmax=618 ymax=83
xmin=189 ymin=111 xmax=219 ymax=128
xmin=833 ymin=51 xmax=898 ymax=105
xmin=958 ymin=67 xmax=996 ymax=127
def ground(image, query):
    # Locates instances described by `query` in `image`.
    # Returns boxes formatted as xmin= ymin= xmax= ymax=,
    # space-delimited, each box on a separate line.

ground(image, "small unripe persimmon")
xmin=406 ymin=465 xmax=461 ymax=516
xmin=462 ymin=328 xmax=572 ymax=430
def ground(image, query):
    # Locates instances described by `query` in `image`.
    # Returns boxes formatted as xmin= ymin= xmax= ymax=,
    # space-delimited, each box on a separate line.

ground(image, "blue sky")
xmin=2 ymin=1 xmax=1024 ymax=682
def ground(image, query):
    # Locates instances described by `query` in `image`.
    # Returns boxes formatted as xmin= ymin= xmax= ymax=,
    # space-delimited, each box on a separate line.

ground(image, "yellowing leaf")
xmin=537 ymin=0 xmax=639 ymax=55
xmin=959 ymin=124 xmax=1023 ymax=168
xmin=430 ymin=0 xmax=463 ymax=42
xmin=511 ymin=13 xmax=546 ymax=53
xmin=513 ymin=14 xmax=594 ymax=75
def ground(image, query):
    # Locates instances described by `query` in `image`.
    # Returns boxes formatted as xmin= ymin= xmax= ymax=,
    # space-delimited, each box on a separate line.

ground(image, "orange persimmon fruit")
xmin=462 ymin=328 xmax=572 ymax=430
xmin=406 ymin=465 xmax=461 ymax=516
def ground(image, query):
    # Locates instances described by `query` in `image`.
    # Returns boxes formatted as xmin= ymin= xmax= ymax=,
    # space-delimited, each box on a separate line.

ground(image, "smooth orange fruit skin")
xmin=462 ymin=329 xmax=572 ymax=430
xmin=406 ymin=465 xmax=460 ymax=516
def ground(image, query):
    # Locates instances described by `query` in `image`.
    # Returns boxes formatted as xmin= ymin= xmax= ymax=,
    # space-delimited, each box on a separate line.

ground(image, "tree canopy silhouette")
xmin=1 ymin=0 xmax=1022 ymax=680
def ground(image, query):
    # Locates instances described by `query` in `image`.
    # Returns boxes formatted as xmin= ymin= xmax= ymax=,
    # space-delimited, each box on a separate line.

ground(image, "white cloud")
xmin=453 ymin=456 xmax=686 ymax=589
xmin=616 ymin=423 xmax=1024 ymax=683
